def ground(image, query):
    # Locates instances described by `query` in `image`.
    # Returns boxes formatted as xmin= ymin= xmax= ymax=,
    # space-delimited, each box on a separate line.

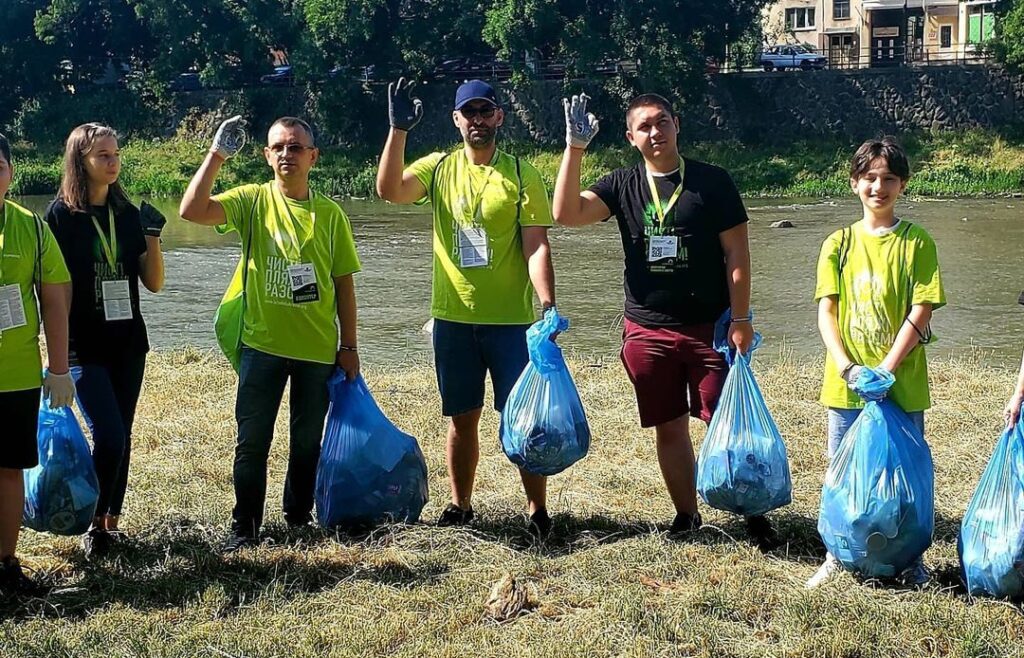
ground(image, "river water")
xmin=15 ymin=194 xmax=1024 ymax=365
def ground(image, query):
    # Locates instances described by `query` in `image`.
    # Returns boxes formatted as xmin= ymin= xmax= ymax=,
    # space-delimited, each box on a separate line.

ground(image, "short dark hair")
xmin=850 ymin=136 xmax=911 ymax=181
xmin=626 ymin=94 xmax=675 ymax=127
xmin=0 ymin=132 xmax=10 ymax=166
xmin=268 ymin=117 xmax=316 ymax=146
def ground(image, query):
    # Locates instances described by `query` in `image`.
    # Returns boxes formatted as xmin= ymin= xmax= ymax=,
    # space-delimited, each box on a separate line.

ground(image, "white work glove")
xmin=210 ymin=115 xmax=247 ymax=160
xmin=563 ymin=93 xmax=600 ymax=150
xmin=43 ymin=370 xmax=76 ymax=410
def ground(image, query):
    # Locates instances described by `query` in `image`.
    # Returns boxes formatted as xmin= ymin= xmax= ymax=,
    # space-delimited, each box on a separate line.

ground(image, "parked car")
xmin=170 ymin=72 xmax=201 ymax=92
xmin=759 ymin=45 xmax=828 ymax=72
xmin=260 ymin=65 xmax=294 ymax=86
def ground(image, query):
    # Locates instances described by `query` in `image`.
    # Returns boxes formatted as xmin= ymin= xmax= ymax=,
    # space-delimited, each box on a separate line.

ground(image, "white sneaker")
xmin=805 ymin=553 xmax=841 ymax=589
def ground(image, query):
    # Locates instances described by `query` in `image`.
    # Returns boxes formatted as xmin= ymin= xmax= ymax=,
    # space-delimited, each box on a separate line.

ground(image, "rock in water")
xmin=484 ymin=573 xmax=534 ymax=621
xmin=769 ymin=220 xmax=795 ymax=229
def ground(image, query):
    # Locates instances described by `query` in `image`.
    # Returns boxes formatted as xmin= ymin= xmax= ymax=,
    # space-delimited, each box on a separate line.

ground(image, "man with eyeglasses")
xmin=180 ymin=116 xmax=361 ymax=552
xmin=376 ymin=79 xmax=557 ymax=538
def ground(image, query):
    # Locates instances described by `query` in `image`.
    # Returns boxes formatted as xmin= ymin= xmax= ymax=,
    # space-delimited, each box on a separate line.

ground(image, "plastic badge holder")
xmin=697 ymin=312 xmax=792 ymax=516
xmin=23 ymin=383 xmax=100 ymax=536
xmin=818 ymin=367 xmax=935 ymax=578
xmin=959 ymin=422 xmax=1024 ymax=599
xmin=500 ymin=309 xmax=591 ymax=476
xmin=315 ymin=373 xmax=429 ymax=528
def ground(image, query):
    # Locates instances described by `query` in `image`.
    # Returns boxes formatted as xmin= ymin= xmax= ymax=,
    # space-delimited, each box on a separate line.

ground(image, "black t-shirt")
xmin=590 ymin=158 xmax=749 ymax=326
xmin=45 ymin=198 xmax=150 ymax=363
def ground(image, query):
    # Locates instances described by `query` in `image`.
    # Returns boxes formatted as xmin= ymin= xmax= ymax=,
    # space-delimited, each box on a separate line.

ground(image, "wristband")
xmin=840 ymin=363 xmax=855 ymax=378
xmin=729 ymin=316 xmax=752 ymax=324
xmin=338 ymin=345 xmax=358 ymax=352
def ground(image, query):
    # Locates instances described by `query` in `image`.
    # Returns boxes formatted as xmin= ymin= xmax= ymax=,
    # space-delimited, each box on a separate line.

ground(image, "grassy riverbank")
xmin=10 ymin=128 xmax=1024 ymax=200
xmin=3 ymin=350 xmax=1024 ymax=657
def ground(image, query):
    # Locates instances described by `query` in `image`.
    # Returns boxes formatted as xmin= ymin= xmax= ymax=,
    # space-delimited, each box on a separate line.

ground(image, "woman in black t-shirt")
xmin=45 ymin=123 xmax=166 ymax=559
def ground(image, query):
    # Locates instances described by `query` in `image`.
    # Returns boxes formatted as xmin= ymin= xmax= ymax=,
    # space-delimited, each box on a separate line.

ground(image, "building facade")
xmin=762 ymin=0 xmax=999 ymax=68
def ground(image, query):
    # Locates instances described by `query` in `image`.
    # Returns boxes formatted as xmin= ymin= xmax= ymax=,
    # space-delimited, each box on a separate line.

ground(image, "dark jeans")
xmin=232 ymin=346 xmax=334 ymax=537
xmin=76 ymin=354 xmax=147 ymax=517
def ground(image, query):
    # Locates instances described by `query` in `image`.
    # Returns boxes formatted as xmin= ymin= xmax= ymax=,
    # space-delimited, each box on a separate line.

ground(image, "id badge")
xmin=648 ymin=235 xmax=679 ymax=262
xmin=458 ymin=227 xmax=489 ymax=268
xmin=101 ymin=280 xmax=134 ymax=321
xmin=0 ymin=284 xmax=27 ymax=332
xmin=288 ymin=263 xmax=320 ymax=304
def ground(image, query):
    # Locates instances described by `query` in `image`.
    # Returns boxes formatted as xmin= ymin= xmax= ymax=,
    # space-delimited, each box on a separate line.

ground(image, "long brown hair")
xmin=59 ymin=123 xmax=132 ymax=213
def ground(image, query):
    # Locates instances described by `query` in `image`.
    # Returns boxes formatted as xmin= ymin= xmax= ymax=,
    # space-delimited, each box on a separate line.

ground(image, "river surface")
xmin=16 ymin=194 xmax=1024 ymax=365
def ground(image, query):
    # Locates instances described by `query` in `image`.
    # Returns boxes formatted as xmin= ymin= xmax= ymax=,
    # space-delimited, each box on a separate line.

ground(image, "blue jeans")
xmin=76 ymin=355 xmax=147 ymax=517
xmin=827 ymin=407 xmax=925 ymax=459
xmin=232 ymin=346 xmax=334 ymax=537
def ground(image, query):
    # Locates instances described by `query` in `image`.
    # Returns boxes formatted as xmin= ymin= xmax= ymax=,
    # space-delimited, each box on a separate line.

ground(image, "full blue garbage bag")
xmin=697 ymin=312 xmax=792 ymax=516
xmin=23 ymin=388 xmax=100 ymax=536
xmin=959 ymin=422 xmax=1024 ymax=599
xmin=315 ymin=373 xmax=429 ymax=528
xmin=500 ymin=308 xmax=590 ymax=476
xmin=818 ymin=368 xmax=935 ymax=578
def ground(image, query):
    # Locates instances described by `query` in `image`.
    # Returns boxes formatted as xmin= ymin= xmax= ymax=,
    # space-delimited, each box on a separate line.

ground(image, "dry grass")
xmin=3 ymin=348 xmax=1024 ymax=658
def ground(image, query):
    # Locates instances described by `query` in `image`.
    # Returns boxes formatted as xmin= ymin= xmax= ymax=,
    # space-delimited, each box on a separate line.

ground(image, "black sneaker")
xmin=285 ymin=513 xmax=314 ymax=530
xmin=436 ymin=503 xmax=475 ymax=527
xmin=745 ymin=515 xmax=780 ymax=550
xmin=82 ymin=528 xmax=113 ymax=560
xmin=527 ymin=508 xmax=552 ymax=539
xmin=669 ymin=512 xmax=703 ymax=536
xmin=222 ymin=533 xmax=258 ymax=554
xmin=0 ymin=556 xmax=49 ymax=597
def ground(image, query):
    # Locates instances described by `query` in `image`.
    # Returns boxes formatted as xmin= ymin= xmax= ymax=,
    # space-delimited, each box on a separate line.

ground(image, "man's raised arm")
xmin=180 ymin=116 xmax=246 ymax=225
xmin=553 ymin=93 xmax=611 ymax=227
xmin=377 ymin=78 xmax=427 ymax=204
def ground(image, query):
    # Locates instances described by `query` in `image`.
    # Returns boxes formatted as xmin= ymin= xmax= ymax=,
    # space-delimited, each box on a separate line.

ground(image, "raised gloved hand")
xmin=139 ymin=201 xmax=167 ymax=238
xmin=43 ymin=370 xmax=76 ymax=409
xmin=210 ymin=115 xmax=247 ymax=160
xmin=563 ymin=92 xmax=600 ymax=150
xmin=388 ymin=77 xmax=424 ymax=132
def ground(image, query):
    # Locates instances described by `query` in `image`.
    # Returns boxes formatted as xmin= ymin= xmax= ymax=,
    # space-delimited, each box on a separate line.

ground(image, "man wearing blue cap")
xmin=376 ymin=78 xmax=557 ymax=537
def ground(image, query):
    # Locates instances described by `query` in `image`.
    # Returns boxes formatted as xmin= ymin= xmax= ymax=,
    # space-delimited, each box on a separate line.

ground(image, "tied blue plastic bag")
xmin=315 ymin=372 xmax=429 ymax=528
xmin=500 ymin=308 xmax=590 ymax=476
xmin=697 ymin=311 xmax=792 ymax=516
xmin=958 ymin=422 xmax=1024 ymax=599
xmin=23 ymin=382 xmax=100 ymax=536
xmin=818 ymin=367 xmax=935 ymax=578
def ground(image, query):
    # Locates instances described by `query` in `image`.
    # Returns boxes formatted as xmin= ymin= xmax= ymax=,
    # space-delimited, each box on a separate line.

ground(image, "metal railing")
xmin=717 ymin=43 xmax=994 ymax=74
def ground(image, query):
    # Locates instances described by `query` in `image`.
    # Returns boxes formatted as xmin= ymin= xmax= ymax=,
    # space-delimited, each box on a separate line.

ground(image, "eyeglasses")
xmin=268 ymin=143 xmax=315 ymax=155
xmin=459 ymin=105 xmax=497 ymax=119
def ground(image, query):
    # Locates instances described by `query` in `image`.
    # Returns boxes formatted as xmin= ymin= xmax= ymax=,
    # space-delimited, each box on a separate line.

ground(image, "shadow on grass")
xmin=469 ymin=512 xmax=658 ymax=557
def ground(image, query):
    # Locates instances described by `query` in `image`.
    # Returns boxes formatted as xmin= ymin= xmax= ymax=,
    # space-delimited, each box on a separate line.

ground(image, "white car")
xmin=760 ymin=45 xmax=828 ymax=71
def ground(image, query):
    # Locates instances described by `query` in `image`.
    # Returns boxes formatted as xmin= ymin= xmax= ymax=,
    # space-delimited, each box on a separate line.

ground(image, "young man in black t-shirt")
xmin=553 ymin=93 xmax=776 ymax=546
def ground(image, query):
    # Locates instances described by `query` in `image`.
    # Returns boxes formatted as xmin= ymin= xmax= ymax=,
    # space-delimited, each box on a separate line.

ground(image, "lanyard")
xmin=459 ymin=151 xmax=497 ymax=226
xmin=273 ymin=186 xmax=316 ymax=261
xmin=0 ymin=203 xmax=7 ymax=284
xmin=91 ymin=206 xmax=118 ymax=269
xmin=645 ymin=158 xmax=686 ymax=228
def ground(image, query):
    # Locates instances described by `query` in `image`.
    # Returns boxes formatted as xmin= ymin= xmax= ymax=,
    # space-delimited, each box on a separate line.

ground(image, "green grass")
xmin=3 ymin=349 xmax=1024 ymax=657
xmin=11 ymin=128 xmax=1024 ymax=200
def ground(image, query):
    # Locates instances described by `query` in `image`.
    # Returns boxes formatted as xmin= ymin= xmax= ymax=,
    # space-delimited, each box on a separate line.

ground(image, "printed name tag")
xmin=101 ymin=280 xmax=134 ymax=321
xmin=458 ymin=227 xmax=489 ymax=268
xmin=288 ymin=263 xmax=320 ymax=304
xmin=648 ymin=235 xmax=679 ymax=262
xmin=0 ymin=284 xmax=27 ymax=331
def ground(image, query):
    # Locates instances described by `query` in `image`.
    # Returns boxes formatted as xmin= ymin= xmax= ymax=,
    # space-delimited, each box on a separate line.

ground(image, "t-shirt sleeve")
xmin=38 ymin=219 xmax=71 ymax=284
xmin=711 ymin=168 xmax=749 ymax=233
xmin=911 ymin=232 xmax=945 ymax=310
xmin=814 ymin=231 xmax=843 ymax=301
xmin=331 ymin=207 xmax=362 ymax=278
xmin=517 ymin=164 xmax=553 ymax=227
xmin=406 ymin=152 xmax=447 ymax=204
xmin=213 ymin=184 xmax=262 ymax=235
xmin=588 ymin=170 xmax=621 ymax=220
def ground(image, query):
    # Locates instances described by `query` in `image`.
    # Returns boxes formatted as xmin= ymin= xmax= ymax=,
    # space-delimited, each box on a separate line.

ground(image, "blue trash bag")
xmin=500 ymin=308 xmax=591 ymax=476
xmin=958 ymin=422 xmax=1024 ymax=599
xmin=315 ymin=372 xmax=429 ymax=528
xmin=23 ymin=386 xmax=100 ymax=536
xmin=697 ymin=311 xmax=792 ymax=516
xmin=818 ymin=367 xmax=935 ymax=578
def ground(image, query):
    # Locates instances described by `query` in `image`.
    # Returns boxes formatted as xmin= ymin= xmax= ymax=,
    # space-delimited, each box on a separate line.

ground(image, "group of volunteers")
xmin=4 ymin=74 xmax=1019 ymax=598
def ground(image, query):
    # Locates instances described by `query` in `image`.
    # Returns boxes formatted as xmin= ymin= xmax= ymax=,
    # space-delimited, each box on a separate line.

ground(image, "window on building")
xmin=834 ymin=0 xmax=850 ymax=20
xmin=786 ymin=7 xmax=817 ymax=31
xmin=940 ymin=25 xmax=952 ymax=48
xmin=968 ymin=5 xmax=996 ymax=44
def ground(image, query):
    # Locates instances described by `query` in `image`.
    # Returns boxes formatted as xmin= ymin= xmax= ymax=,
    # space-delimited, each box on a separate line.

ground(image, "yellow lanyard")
xmin=91 ymin=206 xmax=118 ymax=269
xmin=0 ymin=204 xmax=7 ymax=284
xmin=460 ymin=151 xmax=497 ymax=227
xmin=645 ymin=158 xmax=686 ymax=228
xmin=273 ymin=187 xmax=316 ymax=261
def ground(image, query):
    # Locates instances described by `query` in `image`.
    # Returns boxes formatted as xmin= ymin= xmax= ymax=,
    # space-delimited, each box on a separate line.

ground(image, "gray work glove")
xmin=841 ymin=364 xmax=863 ymax=392
xmin=388 ymin=77 xmax=424 ymax=132
xmin=563 ymin=92 xmax=600 ymax=150
xmin=43 ymin=370 xmax=76 ymax=410
xmin=210 ymin=115 xmax=247 ymax=160
xmin=139 ymin=201 xmax=166 ymax=238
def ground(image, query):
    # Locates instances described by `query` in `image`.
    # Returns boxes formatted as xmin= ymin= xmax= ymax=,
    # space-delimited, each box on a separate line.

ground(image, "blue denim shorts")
xmin=827 ymin=407 xmax=925 ymax=459
xmin=432 ymin=319 xmax=530 ymax=417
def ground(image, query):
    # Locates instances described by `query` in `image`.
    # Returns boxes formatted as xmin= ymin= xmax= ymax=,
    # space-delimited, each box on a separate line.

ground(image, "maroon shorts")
xmin=620 ymin=319 xmax=728 ymax=428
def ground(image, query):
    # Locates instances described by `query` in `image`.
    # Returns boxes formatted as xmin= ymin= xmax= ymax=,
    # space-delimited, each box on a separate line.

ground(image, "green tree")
xmin=0 ymin=0 xmax=60 ymax=125
xmin=992 ymin=0 xmax=1024 ymax=72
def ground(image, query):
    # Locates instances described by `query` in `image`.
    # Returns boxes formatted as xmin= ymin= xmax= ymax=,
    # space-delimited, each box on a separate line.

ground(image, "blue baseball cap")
xmin=454 ymin=80 xmax=499 ymax=110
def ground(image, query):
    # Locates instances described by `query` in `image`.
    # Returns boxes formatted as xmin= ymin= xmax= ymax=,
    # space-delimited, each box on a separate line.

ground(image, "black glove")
xmin=388 ymin=77 xmax=424 ymax=132
xmin=139 ymin=201 xmax=167 ymax=238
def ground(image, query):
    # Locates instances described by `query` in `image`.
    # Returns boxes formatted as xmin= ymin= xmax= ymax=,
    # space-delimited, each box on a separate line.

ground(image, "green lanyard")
xmin=273 ymin=186 xmax=316 ymax=261
xmin=459 ymin=151 xmax=497 ymax=227
xmin=91 ymin=206 xmax=118 ymax=269
xmin=645 ymin=158 xmax=687 ymax=229
xmin=0 ymin=203 xmax=7 ymax=284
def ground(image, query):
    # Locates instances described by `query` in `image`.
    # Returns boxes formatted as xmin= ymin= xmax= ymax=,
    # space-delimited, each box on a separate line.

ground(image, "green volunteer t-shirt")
xmin=0 ymin=200 xmax=71 ymax=392
xmin=407 ymin=149 xmax=553 ymax=325
xmin=213 ymin=183 xmax=361 ymax=364
xmin=814 ymin=220 xmax=945 ymax=411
